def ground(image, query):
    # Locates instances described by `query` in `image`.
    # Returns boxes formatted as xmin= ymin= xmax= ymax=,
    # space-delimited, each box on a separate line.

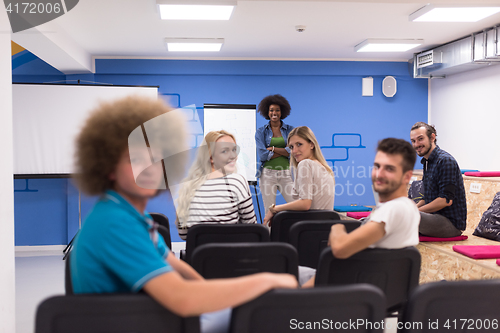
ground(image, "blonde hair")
xmin=287 ymin=126 xmax=334 ymax=178
xmin=176 ymin=130 xmax=237 ymax=228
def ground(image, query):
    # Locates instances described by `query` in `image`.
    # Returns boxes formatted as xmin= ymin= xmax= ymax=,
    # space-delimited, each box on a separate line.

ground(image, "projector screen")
xmin=13 ymin=84 xmax=158 ymax=177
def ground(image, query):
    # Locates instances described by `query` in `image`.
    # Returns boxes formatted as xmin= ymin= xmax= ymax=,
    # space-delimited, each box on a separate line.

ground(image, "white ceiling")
xmin=11 ymin=0 xmax=500 ymax=74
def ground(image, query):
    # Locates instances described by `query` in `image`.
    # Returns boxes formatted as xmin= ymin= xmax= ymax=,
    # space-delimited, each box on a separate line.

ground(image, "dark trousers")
xmin=419 ymin=212 xmax=463 ymax=237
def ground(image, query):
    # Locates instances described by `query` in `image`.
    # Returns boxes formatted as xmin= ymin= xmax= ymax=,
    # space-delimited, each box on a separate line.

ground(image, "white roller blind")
xmin=13 ymin=84 xmax=158 ymax=176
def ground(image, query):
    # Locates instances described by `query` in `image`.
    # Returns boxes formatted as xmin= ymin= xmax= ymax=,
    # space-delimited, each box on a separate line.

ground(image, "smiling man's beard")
xmin=372 ymin=177 xmax=402 ymax=196
xmin=417 ymin=144 xmax=432 ymax=157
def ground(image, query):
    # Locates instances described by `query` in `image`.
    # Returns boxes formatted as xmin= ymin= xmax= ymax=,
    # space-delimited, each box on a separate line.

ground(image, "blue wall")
xmin=13 ymin=58 xmax=427 ymax=245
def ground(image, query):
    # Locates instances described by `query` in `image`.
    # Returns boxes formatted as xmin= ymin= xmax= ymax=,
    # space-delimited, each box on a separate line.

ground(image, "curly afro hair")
xmin=257 ymin=94 xmax=291 ymax=120
xmin=73 ymin=95 xmax=187 ymax=195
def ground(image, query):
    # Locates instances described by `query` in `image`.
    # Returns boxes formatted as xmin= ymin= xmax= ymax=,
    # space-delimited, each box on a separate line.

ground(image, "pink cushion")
xmin=453 ymin=245 xmax=500 ymax=259
xmin=464 ymin=171 xmax=500 ymax=177
xmin=346 ymin=211 xmax=370 ymax=219
xmin=497 ymin=259 xmax=500 ymax=266
xmin=419 ymin=235 xmax=468 ymax=242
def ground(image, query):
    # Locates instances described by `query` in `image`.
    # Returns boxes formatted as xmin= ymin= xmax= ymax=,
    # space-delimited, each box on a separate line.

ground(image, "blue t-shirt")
xmin=70 ymin=190 xmax=173 ymax=293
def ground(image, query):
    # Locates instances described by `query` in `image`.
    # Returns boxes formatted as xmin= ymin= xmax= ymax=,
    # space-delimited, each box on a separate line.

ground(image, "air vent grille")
xmin=417 ymin=50 xmax=434 ymax=68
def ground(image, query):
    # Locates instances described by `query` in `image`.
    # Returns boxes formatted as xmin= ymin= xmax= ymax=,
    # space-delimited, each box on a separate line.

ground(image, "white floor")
xmin=15 ymin=244 xmax=397 ymax=333
xmin=15 ymin=251 xmax=65 ymax=333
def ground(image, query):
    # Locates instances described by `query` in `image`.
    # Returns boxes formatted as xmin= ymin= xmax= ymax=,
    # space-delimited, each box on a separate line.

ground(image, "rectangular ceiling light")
xmin=355 ymin=39 xmax=423 ymax=53
xmin=157 ymin=1 xmax=235 ymax=20
xmin=410 ymin=5 xmax=500 ymax=22
xmin=165 ymin=38 xmax=224 ymax=52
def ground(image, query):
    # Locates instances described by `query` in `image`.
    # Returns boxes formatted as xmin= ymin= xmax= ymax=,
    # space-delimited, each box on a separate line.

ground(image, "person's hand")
xmin=263 ymin=210 xmax=274 ymax=227
xmin=327 ymin=223 xmax=346 ymax=246
xmin=267 ymin=147 xmax=273 ymax=151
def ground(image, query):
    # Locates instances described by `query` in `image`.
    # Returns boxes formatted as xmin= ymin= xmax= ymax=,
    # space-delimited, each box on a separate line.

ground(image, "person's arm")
xmin=420 ymin=159 xmax=458 ymax=213
xmin=166 ymin=252 xmax=203 ymax=281
xmin=143 ymin=270 xmax=298 ymax=317
xmin=416 ymin=199 xmax=425 ymax=208
xmin=266 ymin=147 xmax=288 ymax=159
xmin=237 ymin=180 xmax=257 ymax=224
xmin=328 ymin=222 xmax=386 ymax=259
xmin=300 ymin=221 xmax=386 ymax=287
xmin=256 ymin=129 xmax=273 ymax=162
xmin=418 ymin=197 xmax=452 ymax=213
xmin=263 ymin=199 xmax=312 ymax=226
xmin=267 ymin=147 xmax=289 ymax=157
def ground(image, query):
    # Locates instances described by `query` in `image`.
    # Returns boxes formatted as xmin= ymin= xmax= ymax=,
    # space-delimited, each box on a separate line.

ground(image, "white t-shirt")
xmin=365 ymin=196 xmax=419 ymax=249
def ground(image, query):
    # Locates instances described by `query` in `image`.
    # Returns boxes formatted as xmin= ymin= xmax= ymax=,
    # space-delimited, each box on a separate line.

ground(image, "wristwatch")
xmin=269 ymin=204 xmax=277 ymax=214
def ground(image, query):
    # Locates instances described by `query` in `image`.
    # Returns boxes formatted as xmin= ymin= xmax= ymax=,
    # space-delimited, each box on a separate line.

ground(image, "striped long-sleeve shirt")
xmin=177 ymin=173 xmax=257 ymax=240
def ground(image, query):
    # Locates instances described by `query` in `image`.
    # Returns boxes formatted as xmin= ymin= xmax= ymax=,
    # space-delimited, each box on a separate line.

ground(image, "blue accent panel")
xmin=96 ymin=59 xmax=412 ymax=77
xmin=13 ymin=75 xmax=66 ymax=84
xmin=321 ymin=133 xmax=366 ymax=167
xmin=14 ymin=179 xmax=38 ymax=192
xmin=12 ymin=50 xmax=63 ymax=76
xmin=14 ymin=179 xmax=68 ymax=246
xmin=66 ymin=181 xmax=79 ymax=243
xmin=80 ymin=194 xmax=100 ymax=227
xmin=66 ymin=181 xmax=100 ymax=242
xmin=12 ymin=50 xmax=38 ymax=70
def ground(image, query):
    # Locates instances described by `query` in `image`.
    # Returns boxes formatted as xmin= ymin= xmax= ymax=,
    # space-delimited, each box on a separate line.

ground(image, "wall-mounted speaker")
xmin=382 ymin=76 xmax=397 ymax=97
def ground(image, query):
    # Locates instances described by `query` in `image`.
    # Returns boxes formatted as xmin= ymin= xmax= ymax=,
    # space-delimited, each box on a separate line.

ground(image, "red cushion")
xmin=346 ymin=211 xmax=371 ymax=219
xmin=464 ymin=171 xmax=500 ymax=177
xmin=419 ymin=235 xmax=468 ymax=242
xmin=453 ymin=245 xmax=500 ymax=259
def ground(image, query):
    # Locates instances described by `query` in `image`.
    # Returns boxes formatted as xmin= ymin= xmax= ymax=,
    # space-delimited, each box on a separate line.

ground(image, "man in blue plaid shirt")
xmin=410 ymin=122 xmax=466 ymax=237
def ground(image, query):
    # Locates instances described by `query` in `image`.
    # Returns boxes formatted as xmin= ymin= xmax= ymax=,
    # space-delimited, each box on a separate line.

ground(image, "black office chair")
xmin=35 ymin=294 xmax=200 ymax=333
xmin=230 ymin=284 xmax=386 ymax=333
xmin=183 ymin=224 xmax=270 ymax=263
xmin=270 ymin=210 xmax=340 ymax=243
xmin=315 ymin=246 xmax=420 ymax=315
xmin=288 ymin=220 xmax=361 ymax=268
xmin=400 ymin=279 xmax=500 ymax=333
xmin=150 ymin=212 xmax=172 ymax=250
xmin=65 ymin=253 xmax=73 ymax=295
xmin=191 ymin=242 xmax=299 ymax=279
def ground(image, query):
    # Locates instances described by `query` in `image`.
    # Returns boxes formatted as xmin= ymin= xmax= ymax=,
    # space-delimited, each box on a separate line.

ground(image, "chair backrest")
xmin=289 ymin=220 xmax=361 ymax=269
xmin=191 ymin=242 xmax=299 ymax=279
xmin=35 ymin=294 xmax=200 ymax=333
xmin=185 ymin=224 xmax=270 ymax=263
xmin=65 ymin=254 xmax=73 ymax=295
xmin=230 ymin=284 xmax=386 ymax=333
xmin=270 ymin=210 xmax=341 ymax=242
xmin=315 ymin=246 xmax=421 ymax=313
xmin=149 ymin=212 xmax=172 ymax=249
xmin=400 ymin=279 xmax=500 ymax=333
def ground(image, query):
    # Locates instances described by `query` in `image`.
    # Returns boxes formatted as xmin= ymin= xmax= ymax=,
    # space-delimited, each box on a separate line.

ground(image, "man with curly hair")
xmin=70 ymin=96 xmax=297 ymax=332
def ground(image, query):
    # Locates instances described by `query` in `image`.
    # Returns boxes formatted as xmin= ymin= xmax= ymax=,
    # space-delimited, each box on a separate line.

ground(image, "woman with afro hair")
xmin=255 ymin=94 xmax=295 ymax=214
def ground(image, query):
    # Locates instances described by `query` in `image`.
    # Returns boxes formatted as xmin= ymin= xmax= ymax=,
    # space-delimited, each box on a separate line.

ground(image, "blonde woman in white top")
xmin=176 ymin=130 xmax=257 ymax=240
xmin=264 ymin=126 xmax=335 ymax=226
